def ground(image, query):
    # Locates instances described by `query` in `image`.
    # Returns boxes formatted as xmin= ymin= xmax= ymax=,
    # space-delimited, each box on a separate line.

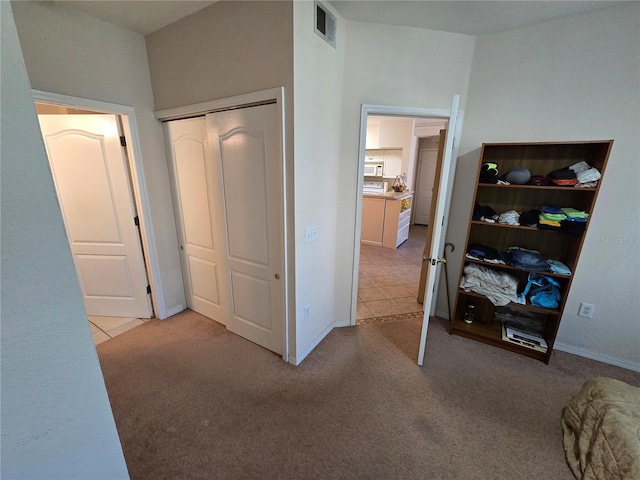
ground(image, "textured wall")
xmin=12 ymin=0 xmax=186 ymax=318
xmin=448 ymin=2 xmax=640 ymax=369
xmin=0 ymin=2 xmax=129 ymax=478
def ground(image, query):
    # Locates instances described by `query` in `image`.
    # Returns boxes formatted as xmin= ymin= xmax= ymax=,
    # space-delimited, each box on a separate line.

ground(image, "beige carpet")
xmin=97 ymin=310 xmax=639 ymax=480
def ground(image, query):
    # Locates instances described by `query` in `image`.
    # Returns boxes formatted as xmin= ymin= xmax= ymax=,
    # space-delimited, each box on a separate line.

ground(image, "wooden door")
xmin=413 ymin=148 xmax=439 ymax=226
xmin=417 ymin=133 xmax=446 ymax=305
xmin=418 ymin=95 xmax=460 ymax=366
xmin=207 ymin=103 xmax=285 ymax=356
xmin=38 ymin=114 xmax=152 ymax=318
xmin=165 ymin=117 xmax=229 ymax=323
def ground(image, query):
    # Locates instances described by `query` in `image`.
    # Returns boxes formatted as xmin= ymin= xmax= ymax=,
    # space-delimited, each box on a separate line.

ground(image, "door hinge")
xmin=146 ymin=285 xmax=151 ymax=294
xmin=134 ymin=216 xmax=140 ymax=226
xmin=120 ymin=136 xmax=127 ymax=147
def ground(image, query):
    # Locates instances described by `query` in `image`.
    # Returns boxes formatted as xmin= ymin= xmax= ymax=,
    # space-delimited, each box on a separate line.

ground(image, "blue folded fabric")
xmin=541 ymin=205 xmax=563 ymax=214
xmin=518 ymin=273 xmax=562 ymax=309
xmin=507 ymin=247 xmax=548 ymax=271
xmin=547 ymin=259 xmax=571 ymax=275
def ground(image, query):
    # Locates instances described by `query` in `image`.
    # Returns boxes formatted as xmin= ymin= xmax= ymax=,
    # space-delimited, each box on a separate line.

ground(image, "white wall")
xmin=11 ymin=0 xmax=185 ymax=318
xmin=335 ymin=20 xmax=475 ymax=339
xmin=292 ymin=0 xmax=347 ymax=362
xmin=446 ymin=3 xmax=640 ymax=369
xmin=0 ymin=3 xmax=129 ymax=478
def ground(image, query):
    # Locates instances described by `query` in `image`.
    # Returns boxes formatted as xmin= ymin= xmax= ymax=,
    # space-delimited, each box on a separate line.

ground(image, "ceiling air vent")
xmin=314 ymin=1 xmax=336 ymax=48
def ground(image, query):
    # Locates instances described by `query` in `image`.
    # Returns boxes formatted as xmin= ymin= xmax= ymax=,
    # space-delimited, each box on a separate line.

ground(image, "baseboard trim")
xmin=332 ymin=320 xmax=351 ymax=328
xmin=294 ymin=320 xmax=347 ymax=366
xmin=553 ymin=342 xmax=640 ymax=373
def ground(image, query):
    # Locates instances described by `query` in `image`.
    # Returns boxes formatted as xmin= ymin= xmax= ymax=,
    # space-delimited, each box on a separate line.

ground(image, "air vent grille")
xmin=314 ymin=1 xmax=336 ymax=48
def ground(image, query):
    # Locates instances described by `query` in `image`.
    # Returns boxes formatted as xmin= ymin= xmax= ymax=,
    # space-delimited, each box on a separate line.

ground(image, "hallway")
xmin=357 ymin=225 xmax=427 ymax=323
xmin=89 ymin=316 xmax=150 ymax=345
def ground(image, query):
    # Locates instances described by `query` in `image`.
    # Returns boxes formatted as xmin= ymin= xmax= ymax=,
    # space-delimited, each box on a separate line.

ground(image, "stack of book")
xmin=502 ymin=324 xmax=548 ymax=353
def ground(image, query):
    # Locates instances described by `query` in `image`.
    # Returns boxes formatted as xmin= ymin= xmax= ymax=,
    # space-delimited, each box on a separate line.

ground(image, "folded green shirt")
xmin=561 ymin=207 xmax=589 ymax=218
xmin=540 ymin=213 xmax=567 ymax=222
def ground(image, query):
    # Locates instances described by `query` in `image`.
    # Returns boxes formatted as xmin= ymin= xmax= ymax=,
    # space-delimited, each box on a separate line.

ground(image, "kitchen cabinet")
xmin=361 ymin=198 xmax=385 ymax=245
xmin=361 ymin=192 xmax=413 ymax=248
xmin=365 ymin=149 xmax=403 ymax=178
xmin=383 ymin=192 xmax=413 ymax=248
xmin=383 ymin=149 xmax=403 ymax=178
xmin=452 ymin=140 xmax=612 ymax=363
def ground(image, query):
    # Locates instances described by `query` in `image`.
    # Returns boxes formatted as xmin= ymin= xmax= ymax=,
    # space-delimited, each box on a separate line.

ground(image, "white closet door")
xmin=165 ymin=117 xmax=229 ymax=323
xmin=208 ymin=103 xmax=285 ymax=356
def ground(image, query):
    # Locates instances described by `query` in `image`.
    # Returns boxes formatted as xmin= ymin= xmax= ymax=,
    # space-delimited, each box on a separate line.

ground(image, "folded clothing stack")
xmin=537 ymin=205 xmax=589 ymax=236
xmin=539 ymin=205 xmax=566 ymax=227
xmin=498 ymin=210 xmax=520 ymax=226
xmin=466 ymin=244 xmax=572 ymax=275
xmin=545 ymin=161 xmax=601 ymax=187
xmin=569 ymin=161 xmax=601 ymax=185
xmin=505 ymin=246 xmax=549 ymax=271
xmin=473 ymin=202 xmax=498 ymax=223
xmin=561 ymin=207 xmax=589 ymax=222
xmin=547 ymin=167 xmax=577 ymax=186
xmin=460 ymin=263 xmax=519 ymax=306
xmin=520 ymin=209 xmax=541 ymax=227
xmin=466 ymin=243 xmax=506 ymax=264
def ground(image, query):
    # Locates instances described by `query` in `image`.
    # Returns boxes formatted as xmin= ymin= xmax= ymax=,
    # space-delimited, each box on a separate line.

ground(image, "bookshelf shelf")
xmin=452 ymin=140 xmax=613 ymax=363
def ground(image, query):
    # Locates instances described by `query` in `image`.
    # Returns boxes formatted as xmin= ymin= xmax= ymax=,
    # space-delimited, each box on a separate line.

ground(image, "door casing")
xmin=156 ymin=87 xmax=290 ymax=362
xmin=31 ymin=90 xmax=167 ymax=318
xmin=38 ymin=113 xmax=152 ymax=318
xmin=352 ymin=102 xmax=464 ymax=358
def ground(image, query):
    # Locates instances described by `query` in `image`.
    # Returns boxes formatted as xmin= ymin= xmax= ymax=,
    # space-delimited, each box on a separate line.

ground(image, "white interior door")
xmin=208 ymin=103 xmax=285 ymax=356
xmin=417 ymin=96 xmax=460 ymax=366
xmin=414 ymin=148 xmax=438 ymax=225
xmin=165 ymin=117 xmax=229 ymax=323
xmin=38 ymin=114 xmax=152 ymax=318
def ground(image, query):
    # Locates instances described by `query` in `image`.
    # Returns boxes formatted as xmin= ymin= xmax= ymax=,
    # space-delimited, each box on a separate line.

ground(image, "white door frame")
xmin=351 ymin=103 xmax=464 ymax=327
xmin=31 ymin=90 xmax=167 ymax=318
xmin=155 ymin=87 xmax=290 ymax=362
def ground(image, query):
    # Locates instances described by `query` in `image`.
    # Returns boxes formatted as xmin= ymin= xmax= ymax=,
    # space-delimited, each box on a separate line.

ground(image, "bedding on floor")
xmin=561 ymin=377 xmax=640 ymax=480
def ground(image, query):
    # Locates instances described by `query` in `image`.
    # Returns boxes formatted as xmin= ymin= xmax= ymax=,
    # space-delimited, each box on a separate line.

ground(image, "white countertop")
xmin=363 ymin=190 xmax=414 ymax=200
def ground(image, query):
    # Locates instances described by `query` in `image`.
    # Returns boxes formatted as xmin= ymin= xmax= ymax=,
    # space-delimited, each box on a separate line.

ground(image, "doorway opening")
xmin=34 ymin=95 xmax=157 ymax=345
xmin=357 ymin=115 xmax=447 ymax=324
xmin=351 ymin=99 xmax=463 ymax=365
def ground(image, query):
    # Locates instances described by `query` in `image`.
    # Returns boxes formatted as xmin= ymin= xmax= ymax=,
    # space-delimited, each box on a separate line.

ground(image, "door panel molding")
xmin=160 ymin=88 xmax=289 ymax=362
xmin=32 ymin=90 xmax=165 ymax=318
xmin=39 ymin=114 xmax=151 ymax=318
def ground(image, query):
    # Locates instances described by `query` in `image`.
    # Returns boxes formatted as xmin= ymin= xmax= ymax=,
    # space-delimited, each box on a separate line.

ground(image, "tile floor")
xmin=89 ymin=315 xmax=150 ymax=346
xmin=357 ymin=225 xmax=427 ymax=322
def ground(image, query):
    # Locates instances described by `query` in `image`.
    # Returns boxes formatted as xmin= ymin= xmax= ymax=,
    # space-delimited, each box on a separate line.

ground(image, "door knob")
xmin=424 ymin=257 xmax=446 ymax=266
xmin=274 ymin=273 xmax=280 ymax=279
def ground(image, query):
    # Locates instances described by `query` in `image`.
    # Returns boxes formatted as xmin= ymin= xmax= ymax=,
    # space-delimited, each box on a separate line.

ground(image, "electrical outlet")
xmin=578 ymin=302 xmax=595 ymax=318
xmin=304 ymin=304 xmax=311 ymax=321
xmin=305 ymin=226 xmax=318 ymax=243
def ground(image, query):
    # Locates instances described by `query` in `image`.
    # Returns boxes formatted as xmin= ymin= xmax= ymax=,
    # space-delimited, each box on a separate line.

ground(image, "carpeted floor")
xmin=97 ymin=310 xmax=639 ymax=480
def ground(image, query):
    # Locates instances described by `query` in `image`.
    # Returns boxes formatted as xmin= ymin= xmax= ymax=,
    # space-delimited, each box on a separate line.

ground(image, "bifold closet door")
xmin=166 ymin=103 xmax=285 ymax=356
xmin=207 ymin=103 xmax=285 ymax=356
xmin=165 ymin=117 xmax=229 ymax=324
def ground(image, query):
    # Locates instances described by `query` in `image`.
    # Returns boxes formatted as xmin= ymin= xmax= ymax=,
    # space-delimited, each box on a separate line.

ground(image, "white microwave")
xmin=364 ymin=163 xmax=383 ymax=176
